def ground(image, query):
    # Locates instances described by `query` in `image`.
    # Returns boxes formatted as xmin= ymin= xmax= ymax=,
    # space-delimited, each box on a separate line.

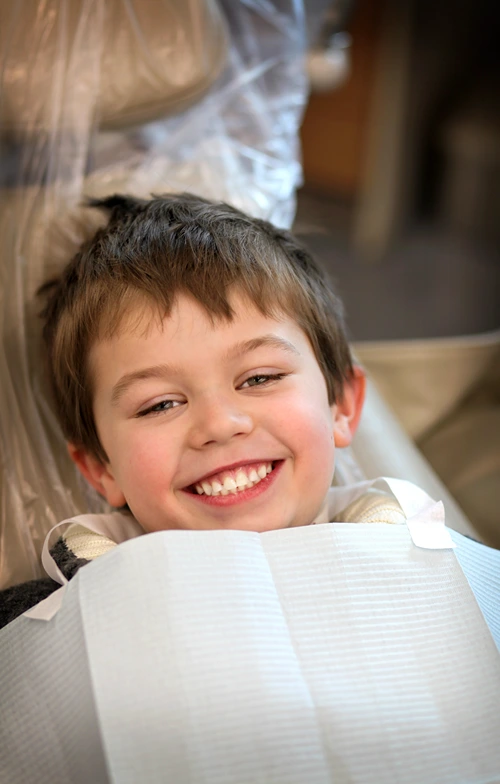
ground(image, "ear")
xmin=332 ymin=365 xmax=366 ymax=448
xmin=68 ymin=443 xmax=127 ymax=508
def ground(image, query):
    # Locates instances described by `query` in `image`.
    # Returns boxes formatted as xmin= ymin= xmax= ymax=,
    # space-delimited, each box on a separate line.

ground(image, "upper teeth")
xmin=195 ymin=463 xmax=273 ymax=496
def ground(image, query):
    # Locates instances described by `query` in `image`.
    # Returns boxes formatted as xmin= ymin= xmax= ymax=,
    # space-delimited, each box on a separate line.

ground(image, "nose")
xmin=189 ymin=394 xmax=254 ymax=449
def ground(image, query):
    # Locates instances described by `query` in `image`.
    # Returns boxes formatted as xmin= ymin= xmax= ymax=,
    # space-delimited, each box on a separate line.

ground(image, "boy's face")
xmin=72 ymin=291 xmax=364 ymax=533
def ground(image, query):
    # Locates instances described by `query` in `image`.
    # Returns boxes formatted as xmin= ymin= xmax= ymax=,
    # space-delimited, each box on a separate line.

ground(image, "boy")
xmin=0 ymin=193 xmax=403 ymax=627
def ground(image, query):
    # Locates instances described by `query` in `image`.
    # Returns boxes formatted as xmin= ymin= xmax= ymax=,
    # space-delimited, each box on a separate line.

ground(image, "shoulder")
xmin=332 ymin=488 xmax=406 ymax=525
xmin=60 ymin=522 xmax=118 ymax=564
xmin=0 ymin=576 xmax=60 ymax=629
xmin=0 ymin=516 xmax=127 ymax=629
xmin=46 ymin=519 xmax=121 ymax=582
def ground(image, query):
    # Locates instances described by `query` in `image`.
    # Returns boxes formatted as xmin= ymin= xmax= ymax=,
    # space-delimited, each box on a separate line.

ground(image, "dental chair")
xmin=1 ymin=0 xmax=495 ymax=591
xmin=354 ymin=330 xmax=500 ymax=548
xmin=0 ymin=0 xmax=317 ymax=588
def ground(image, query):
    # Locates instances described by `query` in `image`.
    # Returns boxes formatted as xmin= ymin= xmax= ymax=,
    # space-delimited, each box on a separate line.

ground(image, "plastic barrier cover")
xmin=0 ymin=0 xmax=312 ymax=588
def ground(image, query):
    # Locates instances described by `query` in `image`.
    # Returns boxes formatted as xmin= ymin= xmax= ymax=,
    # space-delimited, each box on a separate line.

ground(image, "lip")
xmin=184 ymin=458 xmax=279 ymax=489
xmin=181 ymin=460 xmax=284 ymax=507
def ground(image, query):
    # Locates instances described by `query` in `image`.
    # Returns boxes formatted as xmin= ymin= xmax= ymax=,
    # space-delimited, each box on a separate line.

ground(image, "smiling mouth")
xmin=186 ymin=461 xmax=278 ymax=497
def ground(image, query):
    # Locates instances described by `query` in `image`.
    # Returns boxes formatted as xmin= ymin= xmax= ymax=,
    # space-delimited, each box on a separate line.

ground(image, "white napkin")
xmin=1 ymin=519 xmax=499 ymax=783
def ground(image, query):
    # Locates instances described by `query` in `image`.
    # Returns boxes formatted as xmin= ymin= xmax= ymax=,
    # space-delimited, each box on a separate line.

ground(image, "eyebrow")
xmin=111 ymin=364 xmax=180 ymax=406
xmin=110 ymin=334 xmax=300 ymax=406
xmin=223 ymin=335 xmax=300 ymax=363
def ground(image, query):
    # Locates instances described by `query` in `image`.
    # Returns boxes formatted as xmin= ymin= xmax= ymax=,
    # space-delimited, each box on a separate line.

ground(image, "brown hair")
xmin=40 ymin=193 xmax=353 ymax=463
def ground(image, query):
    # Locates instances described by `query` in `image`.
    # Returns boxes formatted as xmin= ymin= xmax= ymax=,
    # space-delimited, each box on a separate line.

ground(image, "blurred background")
xmin=296 ymin=0 xmax=499 ymax=341
xmin=294 ymin=0 xmax=500 ymax=547
xmin=296 ymin=0 xmax=500 ymax=547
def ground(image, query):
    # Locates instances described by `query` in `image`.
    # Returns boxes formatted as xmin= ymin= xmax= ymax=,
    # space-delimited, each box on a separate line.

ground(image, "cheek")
xmin=270 ymin=393 xmax=335 ymax=463
xmin=106 ymin=427 xmax=173 ymax=490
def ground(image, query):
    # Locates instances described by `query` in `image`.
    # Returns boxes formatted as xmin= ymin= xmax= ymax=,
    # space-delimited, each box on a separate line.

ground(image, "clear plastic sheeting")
xmin=0 ymin=0 xmax=314 ymax=588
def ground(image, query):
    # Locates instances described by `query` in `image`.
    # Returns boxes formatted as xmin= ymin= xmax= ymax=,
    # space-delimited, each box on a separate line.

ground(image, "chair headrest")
xmin=0 ymin=0 xmax=228 ymax=134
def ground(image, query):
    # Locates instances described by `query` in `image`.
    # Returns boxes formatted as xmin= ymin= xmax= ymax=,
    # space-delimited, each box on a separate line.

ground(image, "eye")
xmin=136 ymin=399 xmax=183 ymax=418
xmin=239 ymin=373 xmax=285 ymax=389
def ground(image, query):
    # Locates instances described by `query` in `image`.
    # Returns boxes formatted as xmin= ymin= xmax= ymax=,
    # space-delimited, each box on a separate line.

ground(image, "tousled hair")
xmin=40 ymin=193 xmax=354 ymax=462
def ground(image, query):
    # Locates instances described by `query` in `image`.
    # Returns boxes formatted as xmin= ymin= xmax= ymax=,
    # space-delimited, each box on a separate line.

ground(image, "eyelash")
xmin=136 ymin=373 xmax=286 ymax=417
xmin=240 ymin=373 xmax=286 ymax=388
xmin=136 ymin=400 xmax=182 ymax=418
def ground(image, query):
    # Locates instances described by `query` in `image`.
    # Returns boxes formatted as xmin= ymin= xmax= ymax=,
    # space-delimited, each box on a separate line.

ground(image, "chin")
xmin=239 ymin=518 xmax=294 ymax=533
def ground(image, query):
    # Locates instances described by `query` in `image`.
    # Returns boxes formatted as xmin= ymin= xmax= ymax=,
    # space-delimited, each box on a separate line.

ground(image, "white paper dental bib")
xmin=1 ymin=483 xmax=500 ymax=784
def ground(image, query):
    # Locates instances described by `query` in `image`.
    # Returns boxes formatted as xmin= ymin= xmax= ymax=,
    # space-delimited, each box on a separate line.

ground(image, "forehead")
xmin=89 ymin=291 xmax=309 ymax=375
xmin=101 ymin=290 xmax=291 ymax=343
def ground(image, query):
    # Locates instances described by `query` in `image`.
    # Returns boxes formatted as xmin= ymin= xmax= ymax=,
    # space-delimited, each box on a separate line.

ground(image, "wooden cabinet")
xmin=300 ymin=0 xmax=382 ymax=197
